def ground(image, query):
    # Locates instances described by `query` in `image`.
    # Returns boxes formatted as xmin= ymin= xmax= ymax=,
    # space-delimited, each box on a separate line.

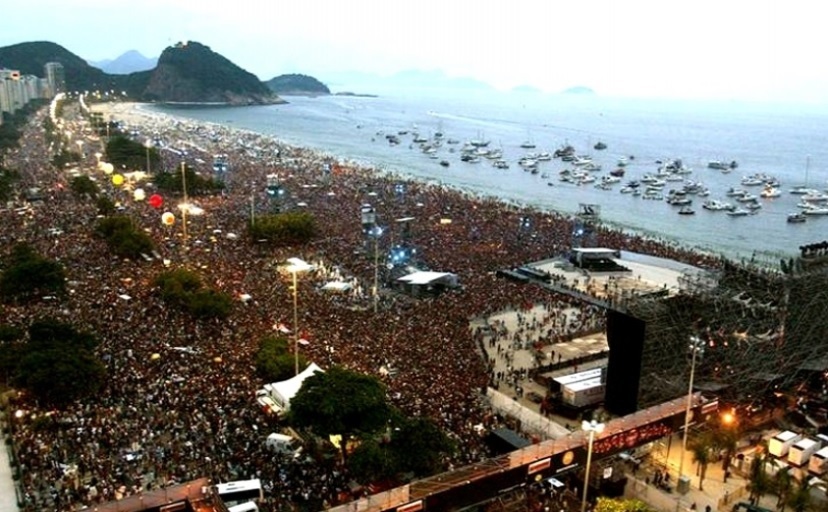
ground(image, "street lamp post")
xmin=145 ymin=140 xmax=152 ymax=174
xmin=286 ymin=258 xmax=314 ymax=375
xmin=371 ymin=226 xmax=383 ymax=313
xmin=581 ymin=420 xmax=605 ymax=512
xmin=180 ymin=162 xmax=188 ymax=253
xmin=676 ymin=336 xmax=705 ymax=503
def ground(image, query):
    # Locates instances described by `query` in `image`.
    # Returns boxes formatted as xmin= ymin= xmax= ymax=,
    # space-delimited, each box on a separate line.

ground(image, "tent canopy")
xmin=397 ymin=271 xmax=457 ymax=286
xmin=268 ymin=362 xmax=324 ymax=410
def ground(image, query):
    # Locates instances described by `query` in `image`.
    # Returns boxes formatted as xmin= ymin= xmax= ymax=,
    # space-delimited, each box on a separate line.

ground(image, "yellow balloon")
xmin=161 ymin=212 xmax=175 ymax=226
xmin=112 ymin=174 xmax=124 ymax=186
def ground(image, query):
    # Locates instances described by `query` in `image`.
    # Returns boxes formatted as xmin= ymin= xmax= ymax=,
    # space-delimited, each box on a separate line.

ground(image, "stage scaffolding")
xmin=626 ymin=246 xmax=828 ymax=409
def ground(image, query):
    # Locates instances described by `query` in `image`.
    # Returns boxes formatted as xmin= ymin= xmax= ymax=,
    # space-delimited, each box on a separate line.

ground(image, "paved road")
xmin=0 ymin=412 xmax=20 ymax=512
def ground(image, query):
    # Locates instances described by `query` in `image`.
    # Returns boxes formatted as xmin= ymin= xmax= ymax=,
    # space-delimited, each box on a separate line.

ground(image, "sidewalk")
xmin=625 ymin=432 xmax=777 ymax=512
xmin=0 ymin=412 xmax=20 ymax=512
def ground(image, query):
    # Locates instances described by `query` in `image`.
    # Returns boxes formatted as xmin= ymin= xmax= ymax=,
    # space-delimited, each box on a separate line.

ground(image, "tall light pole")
xmin=145 ymin=140 xmax=152 ymax=174
xmin=286 ymin=258 xmax=314 ymax=375
xmin=180 ymin=162 xmax=188 ymax=253
xmin=677 ymin=335 xmax=705 ymax=503
xmin=371 ymin=226 xmax=383 ymax=313
xmin=581 ymin=420 xmax=605 ymax=512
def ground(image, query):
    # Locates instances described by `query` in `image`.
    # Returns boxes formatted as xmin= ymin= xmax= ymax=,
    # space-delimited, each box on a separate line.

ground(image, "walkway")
xmin=0 ymin=410 xmax=20 ymax=512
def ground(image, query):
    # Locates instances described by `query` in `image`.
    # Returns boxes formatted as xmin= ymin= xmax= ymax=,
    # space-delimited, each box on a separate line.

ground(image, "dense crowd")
xmin=0 ymin=102 xmax=723 ymax=511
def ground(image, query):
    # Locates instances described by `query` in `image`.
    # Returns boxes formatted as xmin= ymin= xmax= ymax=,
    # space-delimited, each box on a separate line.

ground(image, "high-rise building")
xmin=44 ymin=62 xmax=65 ymax=96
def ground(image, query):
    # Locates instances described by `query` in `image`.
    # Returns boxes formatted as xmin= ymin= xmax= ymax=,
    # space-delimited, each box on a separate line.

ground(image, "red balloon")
xmin=148 ymin=194 xmax=163 ymax=209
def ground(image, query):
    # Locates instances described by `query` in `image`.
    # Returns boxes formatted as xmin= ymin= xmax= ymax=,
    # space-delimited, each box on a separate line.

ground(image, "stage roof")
xmin=398 ymin=271 xmax=456 ymax=285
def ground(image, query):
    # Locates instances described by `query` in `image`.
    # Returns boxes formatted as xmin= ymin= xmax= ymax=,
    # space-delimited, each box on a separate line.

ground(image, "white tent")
xmin=322 ymin=281 xmax=352 ymax=292
xmin=266 ymin=362 xmax=324 ymax=411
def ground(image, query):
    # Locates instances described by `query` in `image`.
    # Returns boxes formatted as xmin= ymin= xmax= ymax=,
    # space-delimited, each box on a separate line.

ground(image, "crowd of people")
xmin=0 ymin=100 xmax=723 ymax=511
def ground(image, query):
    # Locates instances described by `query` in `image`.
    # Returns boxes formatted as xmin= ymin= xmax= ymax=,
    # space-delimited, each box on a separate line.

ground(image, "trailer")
xmin=808 ymin=446 xmax=828 ymax=475
xmin=561 ymin=377 xmax=605 ymax=408
xmin=769 ymin=431 xmax=801 ymax=458
xmin=789 ymin=438 xmax=820 ymax=466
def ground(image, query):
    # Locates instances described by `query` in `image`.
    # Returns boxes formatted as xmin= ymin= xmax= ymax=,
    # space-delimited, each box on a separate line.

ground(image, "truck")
xmin=789 ymin=438 xmax=821 ymax=467
xmin=266 ymin=433 xmax=303 ymax=459
xmin=769 ymin=431 xmax=801 ymax=458
xmin=809 ymin=446 xmax=828 ymax=475
xmin=561 ymin=377 xmax=605 ymax=408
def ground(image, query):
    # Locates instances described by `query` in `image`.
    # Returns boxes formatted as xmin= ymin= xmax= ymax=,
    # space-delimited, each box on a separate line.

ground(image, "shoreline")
xmin=103 ymin=101 xmax=746 ymax=266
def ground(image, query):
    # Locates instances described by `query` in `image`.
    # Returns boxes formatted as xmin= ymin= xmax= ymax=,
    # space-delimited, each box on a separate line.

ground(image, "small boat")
xmin=594 ymin=141 xmax=607 ymax=150
xmin=726 ymin=208 xmax=751 ymax=217
xmin=439 ymin=160 xmax=450 ymax=168
xmin=787 ymin=212 xmax=807 ymax=223
xmin=678 ymin=206 xmax=695 ymax=215
xmin=610 ymin=168 xmax=625 ymax=177
xmin=520 ymin=140 xmax=536 ymax=149
xmin=803 ymin=206 xmax=828 ymax=216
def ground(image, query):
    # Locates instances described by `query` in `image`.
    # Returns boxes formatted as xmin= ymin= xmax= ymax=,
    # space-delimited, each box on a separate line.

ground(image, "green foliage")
xmin=348 ymin=439 xmax=396 ymax=483
xmin=50 ymin=149 xmax=81 ymax=169
xmin=787 ymin=476 xmax=811 ymax=512
xmin=249 ymin=212 xmax=316 ymax=246
xmin=595 ymin=497 xmax=655 ymax=512
xmin=265 ymin=74 xmax=330 ymax=94
xmin=96 ymin=195 xmax=116 ymax=215
xmin=0 ymin=244 xmax=67 ymax=303
xmin=256 ymin=337 xmax=308 ymax=383
xmin=13 ymin=318 xmax=105 ymax=407
xmin=748 ymin=452 xmax=772 ymax=505
xmin=154 ymin=164 xmax=224 ymax=196
xmin=289 ymin=366 xmax=392 ymax=460
xmin=0 ymin=324 xmax=24 ymax=382
xmin=70 ymin=175 xmax=99 ymax=198
xmin=389 ymin=417 xmax=455 ymax=477
xmin=153 ymin=41 xmax=272 ymax=99
xmin=105 ymin=135 xmax=159 ymax=171
xmin=94 ymin=215 xmax=155 ymax=259
xmin=154 ymin=269 xmax=233 ymax=319
xmin=0 ymin=167 xmax=20 ymax=202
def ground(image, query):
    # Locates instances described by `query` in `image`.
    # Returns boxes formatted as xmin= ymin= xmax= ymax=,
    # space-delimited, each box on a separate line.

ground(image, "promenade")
xmin=0 ymin=410 xmax=20 ymax=512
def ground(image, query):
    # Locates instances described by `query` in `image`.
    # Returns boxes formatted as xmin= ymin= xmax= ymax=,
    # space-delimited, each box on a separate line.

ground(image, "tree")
xmin=786 ymin=477 xmax=811 ymax=512
xmin=95 ymin=215 xmax=155 ymax=259
xmin=105 ymin=135 xmax=160 ymax=171
xmin=70 ymin=175 xmax=99 ymax=198
xmin=389 ymin=417 xmax=455 ymax=477
xmin=0 ymin=244 xmax=66 ymax=303
xmin=248 ymin=212 xmax=316 ymax=246
xmin=14 ymin=319 xmax=105 ymax=406
xmin=690 ymin=435 xmax=713 ymax=491
xmin=748 ymin=452 xmax=772 ymax=506
xmin=773 ymin=469 xmax=792 ymax=511
xmin=256 ymin=337 xmax=307 ymax=383
xmin=348 ymin=439 xmax=396 ymax=483
xmin=154 ymin=269 xmax=233 ymax=319
xmin=154 ymin=164 xmax=224 ymax=196
xmin=289 ymin=366 xmax=392 ymax=462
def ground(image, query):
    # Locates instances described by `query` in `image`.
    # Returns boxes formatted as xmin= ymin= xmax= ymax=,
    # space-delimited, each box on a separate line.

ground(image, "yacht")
xmin=760 ymin=186 xmax=781 ymax=198
xmin=726 ymin=208 xmax=751 ymax=217
xmin=804 ymin=206 xmax=828 ymax=216
xmin=787 ymin=212 xmax=807 ymax=223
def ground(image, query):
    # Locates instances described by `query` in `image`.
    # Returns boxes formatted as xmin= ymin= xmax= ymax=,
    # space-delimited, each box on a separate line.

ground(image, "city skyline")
xmin=1 ymin=0 xmax=826 ymax=102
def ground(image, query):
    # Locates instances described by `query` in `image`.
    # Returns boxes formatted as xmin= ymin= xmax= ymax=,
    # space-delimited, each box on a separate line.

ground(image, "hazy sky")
xmin=2 ymin=0 xmax=825 ymax=102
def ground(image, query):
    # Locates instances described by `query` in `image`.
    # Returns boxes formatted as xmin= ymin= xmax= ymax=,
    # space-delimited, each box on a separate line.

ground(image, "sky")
xmin=2 ymin=0 xmax=826 ymax=103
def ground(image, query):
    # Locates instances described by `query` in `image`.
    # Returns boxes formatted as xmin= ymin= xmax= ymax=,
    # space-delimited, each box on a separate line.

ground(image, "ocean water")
xmin=150 ymin=89 xmax=828 ymax=261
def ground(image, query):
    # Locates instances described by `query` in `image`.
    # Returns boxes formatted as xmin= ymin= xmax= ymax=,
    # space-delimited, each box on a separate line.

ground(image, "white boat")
xmin=787 ymin=212 xmax=807 ymax=223
xmin=804 ymin=206 xmax=828 ymax=215
xmin=760 ymin=186 xmax=781 ymax=198
xmin=702 ymin=199 xmax=733 ymax=211
xmin=726 ymin=208 xmax=751 ymax=217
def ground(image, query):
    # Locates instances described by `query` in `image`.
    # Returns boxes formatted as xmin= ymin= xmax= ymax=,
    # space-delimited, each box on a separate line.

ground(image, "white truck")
xmin=266 ymin=433 xmax=303 ymax=459
xmin=769 ymin=431 xmax=802 ymax=458
xmin=789 ymin=438 xmax=821 ymax=467
xmin=561 ymin=377 xmax=605 ymax=408
xmin=808 ymin=446 xmax=828 ymax=475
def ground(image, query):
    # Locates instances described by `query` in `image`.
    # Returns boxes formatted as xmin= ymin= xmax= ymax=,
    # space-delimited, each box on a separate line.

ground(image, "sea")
xmin=149 ymin=88 xmax=828 ymax=262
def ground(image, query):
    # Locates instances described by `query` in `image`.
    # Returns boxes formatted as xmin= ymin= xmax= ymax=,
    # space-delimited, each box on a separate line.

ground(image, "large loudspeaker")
xmin=604 ymin=310 xmax=646 ymax=415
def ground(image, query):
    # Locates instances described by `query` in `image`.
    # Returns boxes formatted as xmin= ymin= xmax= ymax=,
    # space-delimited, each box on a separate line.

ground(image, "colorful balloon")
xmin=133 ymin=188 xmax=146 ymax=201
xmin=161 ymin=212 xmax=175 ymax=226
xmin=149 ymin=194 xmax=163 ymax=208
xmin=112 ymin=174 xmax=124 ymax=186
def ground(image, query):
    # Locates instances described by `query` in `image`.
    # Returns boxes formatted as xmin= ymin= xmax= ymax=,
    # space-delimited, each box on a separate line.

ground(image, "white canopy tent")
xmin=265 ymin=362 xmax=324 ymax=411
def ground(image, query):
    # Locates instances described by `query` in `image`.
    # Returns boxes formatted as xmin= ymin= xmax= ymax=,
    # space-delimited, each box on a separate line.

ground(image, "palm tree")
xmin=690 ymin=436 xmax=713 ymax=491
xmin=785 ymin=476 xmax=811 ymax=512
xmin=748 ymin=452 xmax=772 ymax=506
xmin=773 ymin=469 xmax=792 ymax=511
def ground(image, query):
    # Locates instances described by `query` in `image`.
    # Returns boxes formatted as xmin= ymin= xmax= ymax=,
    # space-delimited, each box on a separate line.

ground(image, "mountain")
xmin=0 ymin=41 xmax=125 ymax=93
xmin=90 ymin=50 xmax=157 ymax=74
xmin=512 ymin=84 xmax=543 ymax=94
xmin=0 ymin=40 xmax=281 ymax=105
xmin=144 ymin=41 xmax=280 ymax=104
xmin=562 ymin=86 xmax=596 ymax=95
xmin=265 ymin=74 xmax=330 ymax=95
